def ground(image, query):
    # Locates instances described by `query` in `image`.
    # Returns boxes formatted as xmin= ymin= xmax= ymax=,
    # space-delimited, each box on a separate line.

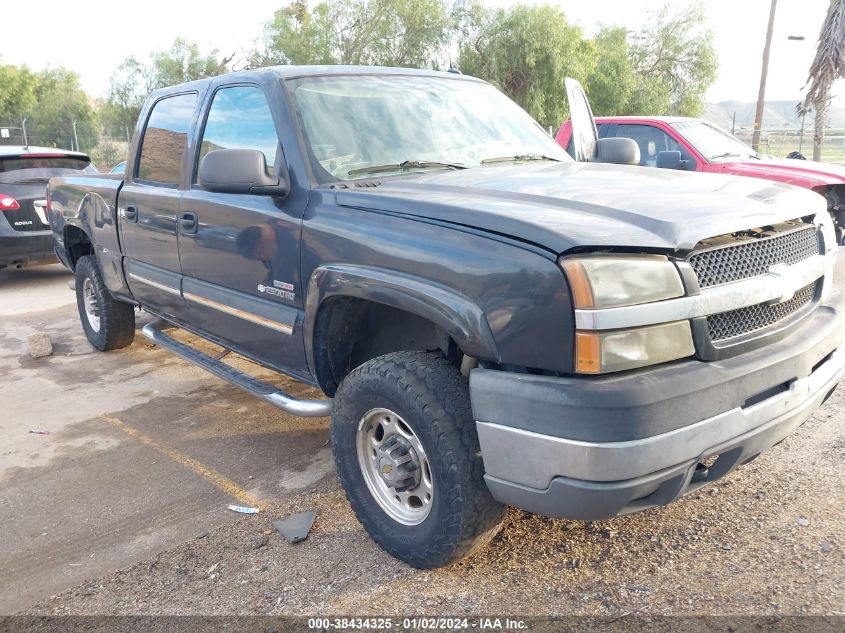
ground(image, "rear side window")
xmin=196 ymin=86 xmax=279 ymax=181
xmin=137 ymin=93 xmax=197 ymax=186
xmin=0 ymin=156 xmax=95 ymax=184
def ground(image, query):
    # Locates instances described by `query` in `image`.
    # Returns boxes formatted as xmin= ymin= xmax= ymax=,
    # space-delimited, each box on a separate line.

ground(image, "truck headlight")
xmin=562 ymin=254 xmax=693 ymax=373
xmin=561 ymin=255 xmax=684 ymax=308
xmin=575 ymin=321 xmax=695 ymax=374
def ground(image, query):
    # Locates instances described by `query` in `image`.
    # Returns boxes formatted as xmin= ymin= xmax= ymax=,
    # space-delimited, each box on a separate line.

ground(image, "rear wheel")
xmin=75 ymin=255 xmax=135 ymax=350
xmin=331 ymin=351 xmax=505 ymax=568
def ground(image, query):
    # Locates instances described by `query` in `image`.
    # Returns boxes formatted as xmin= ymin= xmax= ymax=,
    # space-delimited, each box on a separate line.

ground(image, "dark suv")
xmin=0 ymin=146 xmax=97 ymax=270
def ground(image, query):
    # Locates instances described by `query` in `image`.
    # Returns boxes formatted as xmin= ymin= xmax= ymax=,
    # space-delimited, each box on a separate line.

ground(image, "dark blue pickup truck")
xmin=48 ymin=66 xmax=845 ymax=568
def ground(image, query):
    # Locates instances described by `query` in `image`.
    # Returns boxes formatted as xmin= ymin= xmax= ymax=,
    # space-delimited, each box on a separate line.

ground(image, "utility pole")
xmin=72 ymin=119 xmax=79 ymax=153
xmin=21 ymin=117 xmax=28 ymax=148
xmin=751 ymin=0 xmax=778 ymax=152
xmin=798 ymin=107 xmax=806 ymax=154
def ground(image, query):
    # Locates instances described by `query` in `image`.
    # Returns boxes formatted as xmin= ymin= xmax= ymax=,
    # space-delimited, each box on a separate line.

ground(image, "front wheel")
xmin=331 ymin=351 xmax=505 ymax=568
xmin=75 ymin=255 xmax=136 ymax=351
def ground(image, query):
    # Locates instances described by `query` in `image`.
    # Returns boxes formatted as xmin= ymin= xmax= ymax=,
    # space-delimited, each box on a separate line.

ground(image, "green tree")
xmin=0 ymin=63 xmax=38 ymax=127
xmin=628 ymin=3 xmax=717 ymax=116
xmin=26 ymin=68 xmax=98 ymax=150
xmin=252 ymin=0 xmax=452 ymax=68
xmin=457 ymin=4 xmax=596 ymax=129
xmin=101 ymin=57 xmax=152 ymax=140
xmin=585 ymin=27 xmax=636 ymax=116
xmin=102 ymin=38 xmax=232 ymax=138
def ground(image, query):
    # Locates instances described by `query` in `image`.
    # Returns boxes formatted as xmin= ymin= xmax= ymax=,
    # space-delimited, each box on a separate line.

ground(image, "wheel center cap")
xmin=375 ymin=435 xmax=420 ymax=491
xmin=378 ymin=457 xmax=396 ymax=483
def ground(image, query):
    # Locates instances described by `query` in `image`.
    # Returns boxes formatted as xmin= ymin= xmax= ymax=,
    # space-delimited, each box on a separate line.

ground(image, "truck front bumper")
xmin=471 ymin=289 xmax=845 ymax=520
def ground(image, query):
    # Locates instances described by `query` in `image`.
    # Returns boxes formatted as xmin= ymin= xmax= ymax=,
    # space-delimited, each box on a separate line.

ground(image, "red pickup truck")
xmin=556 ymin=116 xmax=845 ymax=240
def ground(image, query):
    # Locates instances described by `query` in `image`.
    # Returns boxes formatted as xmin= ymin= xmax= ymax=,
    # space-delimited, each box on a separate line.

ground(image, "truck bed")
xmin=48 ymin=174 xmax=124 ymax=275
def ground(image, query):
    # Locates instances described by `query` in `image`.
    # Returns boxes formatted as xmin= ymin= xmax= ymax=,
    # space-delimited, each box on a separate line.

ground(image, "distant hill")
xmin=703 ymin=100 xmax=845 ymax=130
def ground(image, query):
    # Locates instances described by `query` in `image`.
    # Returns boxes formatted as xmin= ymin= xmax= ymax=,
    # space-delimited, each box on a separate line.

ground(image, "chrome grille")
xmin=707 ymin=281 xmax=817 ymax=342
xmin=688 ymin=225 xmax=819 ymax=288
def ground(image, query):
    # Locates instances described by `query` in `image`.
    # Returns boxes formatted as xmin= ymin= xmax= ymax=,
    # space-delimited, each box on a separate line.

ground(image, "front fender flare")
xmin=304 ymin=264 xmax=501 ymax=374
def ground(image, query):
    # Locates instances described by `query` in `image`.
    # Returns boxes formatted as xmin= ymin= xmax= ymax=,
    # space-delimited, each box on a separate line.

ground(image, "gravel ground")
xmin=24 ymin=387 xmax=845 ymax=617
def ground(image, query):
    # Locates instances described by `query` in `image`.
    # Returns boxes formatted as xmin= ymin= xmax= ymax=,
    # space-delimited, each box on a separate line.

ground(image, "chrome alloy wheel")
xmin=82 ymin=277 xmax=101 ymax=332
xmin=356 ymin=408 xmax=434 ymax=525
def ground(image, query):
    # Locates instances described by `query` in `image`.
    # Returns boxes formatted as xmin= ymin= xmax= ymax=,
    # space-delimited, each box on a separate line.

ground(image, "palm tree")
xmin=803 ymin=0 xmax=845 ymax=162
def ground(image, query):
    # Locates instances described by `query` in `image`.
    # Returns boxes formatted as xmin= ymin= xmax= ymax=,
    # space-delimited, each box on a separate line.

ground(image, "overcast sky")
xmin=1 ymin=0 xmax=841 ymax=105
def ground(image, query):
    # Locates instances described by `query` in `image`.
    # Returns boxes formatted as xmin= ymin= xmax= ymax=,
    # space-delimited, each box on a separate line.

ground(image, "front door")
xmin=119 ymin=92 xmax=199 ymax=320
xmin=564 ymin=77 xmax=598 ymax=162
xmin=177 ymin=84 xmax=309 ymax=378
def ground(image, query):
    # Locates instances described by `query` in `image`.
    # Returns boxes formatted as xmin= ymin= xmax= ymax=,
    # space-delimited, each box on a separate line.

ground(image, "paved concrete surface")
xmin=0 ymin=265 xmax=332 ymax=613
xmin=2 ymin=257 xmax=844 ymax=616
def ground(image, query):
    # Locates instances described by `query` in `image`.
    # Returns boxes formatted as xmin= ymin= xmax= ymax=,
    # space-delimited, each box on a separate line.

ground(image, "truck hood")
xmin=335 ymin=161 xmax=825 ymax=254
xmin=718 ymin=157 xmax=845 ymax=189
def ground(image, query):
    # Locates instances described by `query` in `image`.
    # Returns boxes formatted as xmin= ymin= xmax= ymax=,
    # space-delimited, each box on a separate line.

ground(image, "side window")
xmin=615 ymin=124 xmax=689 ymax=168
xmin=196 ymin=86 xmax=279 ymax=182
xmin=137 ymin=93 xmax=197 ymax=185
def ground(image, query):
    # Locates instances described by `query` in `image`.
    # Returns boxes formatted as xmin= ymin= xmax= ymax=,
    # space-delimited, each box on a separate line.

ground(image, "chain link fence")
xmin=733 ymin=129 xmax=845 ymax=164
xmin=0 ymin=126 xmax=129 ymax=172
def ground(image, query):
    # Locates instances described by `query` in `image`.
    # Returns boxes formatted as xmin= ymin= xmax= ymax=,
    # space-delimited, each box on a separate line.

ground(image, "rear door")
xmin=564 ymin=78 xmax=598 ymax=162
xmin=119 ymin=92 xmax=199 ymax=320
xmin=177 ymin=83 xmax=309 ymax=377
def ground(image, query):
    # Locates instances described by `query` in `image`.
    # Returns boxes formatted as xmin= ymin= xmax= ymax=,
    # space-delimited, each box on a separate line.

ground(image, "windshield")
xmin=288 ymin=74 xmax=570 ymax=181
xmin=0 ymin=155 xmax=96 ymax=184
xmin=671 ymin=120 xmax=758 ymax=161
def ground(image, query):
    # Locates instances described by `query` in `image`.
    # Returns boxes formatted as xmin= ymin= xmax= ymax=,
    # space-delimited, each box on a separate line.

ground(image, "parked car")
xmin=48 ymin=69 xmax=844 ymax=568
xmin=556 ymin=116 xmax=845 ymax=240
xmin=0 ymin=146 xmax=97 ymax=270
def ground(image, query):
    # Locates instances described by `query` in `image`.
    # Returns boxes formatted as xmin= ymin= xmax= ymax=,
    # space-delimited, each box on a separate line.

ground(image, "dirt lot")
xmin=1 ymin=262 xmax=844 ymax=618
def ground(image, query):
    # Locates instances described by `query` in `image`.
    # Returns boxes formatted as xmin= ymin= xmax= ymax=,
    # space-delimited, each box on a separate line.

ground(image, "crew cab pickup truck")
xmin=557 ymin=115 xmax=845 ymax=240
xmin=49 ymin=68 xmax=845 ymax=568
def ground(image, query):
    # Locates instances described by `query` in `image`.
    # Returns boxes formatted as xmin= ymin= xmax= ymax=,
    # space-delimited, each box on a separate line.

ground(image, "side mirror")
xmin=199 ymin=149 xmax=288 ymax=196
xmin=656 ymin=150 xmax=687 ymax=170
xmin=593 ymin=137 xmax=640 ymax=165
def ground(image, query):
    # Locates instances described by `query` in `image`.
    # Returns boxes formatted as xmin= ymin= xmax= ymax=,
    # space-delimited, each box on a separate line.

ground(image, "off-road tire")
xmin=331 ymin=350 xmax=506 ymax=568
xmin=75 ymin=255 xmax=135 ymax=351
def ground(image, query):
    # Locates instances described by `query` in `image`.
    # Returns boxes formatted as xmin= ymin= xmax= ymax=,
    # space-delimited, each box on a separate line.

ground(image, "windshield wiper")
xmin=347 ymin=160 xmax=467 ymax=177
xmin=709 ymin=152 xmax=743 ymax=160
xmin=11 ymin=177 xmax=50 ymax=184
xmin=481 ymin=153 xmax=563 ymax=164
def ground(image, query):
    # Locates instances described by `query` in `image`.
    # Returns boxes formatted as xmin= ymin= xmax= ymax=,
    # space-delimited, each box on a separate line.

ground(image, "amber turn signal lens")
xmin=561 ymin=259 xmax=594 ymax=308
xmin=575 ymin=331 xmax=601 ymax=374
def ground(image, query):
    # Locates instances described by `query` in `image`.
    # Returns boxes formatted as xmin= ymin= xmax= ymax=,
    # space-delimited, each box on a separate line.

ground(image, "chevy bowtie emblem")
xmin=767 ymin=263 xmax=798 ymax=304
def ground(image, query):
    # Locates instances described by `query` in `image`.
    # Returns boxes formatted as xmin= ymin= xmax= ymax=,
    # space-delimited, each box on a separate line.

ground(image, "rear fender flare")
xmin=74 ymin=192 xmax=129 ymax=295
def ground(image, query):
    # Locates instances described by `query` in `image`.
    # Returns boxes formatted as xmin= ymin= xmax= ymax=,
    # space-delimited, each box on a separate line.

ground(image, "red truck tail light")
xmin=0 ymin=195 xmax=20 ymax=211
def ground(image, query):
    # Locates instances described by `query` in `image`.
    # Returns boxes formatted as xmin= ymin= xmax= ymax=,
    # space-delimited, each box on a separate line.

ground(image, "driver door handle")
xmin=124 ymin=205 xmax=138 ymax=222
xmin=178 ymin=211 xmax=198 ymax=234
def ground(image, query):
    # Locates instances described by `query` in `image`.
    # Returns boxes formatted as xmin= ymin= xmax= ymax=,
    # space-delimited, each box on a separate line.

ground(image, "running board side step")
xmin=141 ymin=319 xmax=332 ymax=418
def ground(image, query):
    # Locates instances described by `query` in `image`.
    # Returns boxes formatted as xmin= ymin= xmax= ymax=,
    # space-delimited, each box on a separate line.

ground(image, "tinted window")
xmin=137 ymin=93 xmax=197 ymax=185
xmin=197 ymin=86 xmax=279 ymax=181
xmin=614 ymin=124 xmax=688 ymax=168
xmin=0 ymin=156 xmax=95 ymax=184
